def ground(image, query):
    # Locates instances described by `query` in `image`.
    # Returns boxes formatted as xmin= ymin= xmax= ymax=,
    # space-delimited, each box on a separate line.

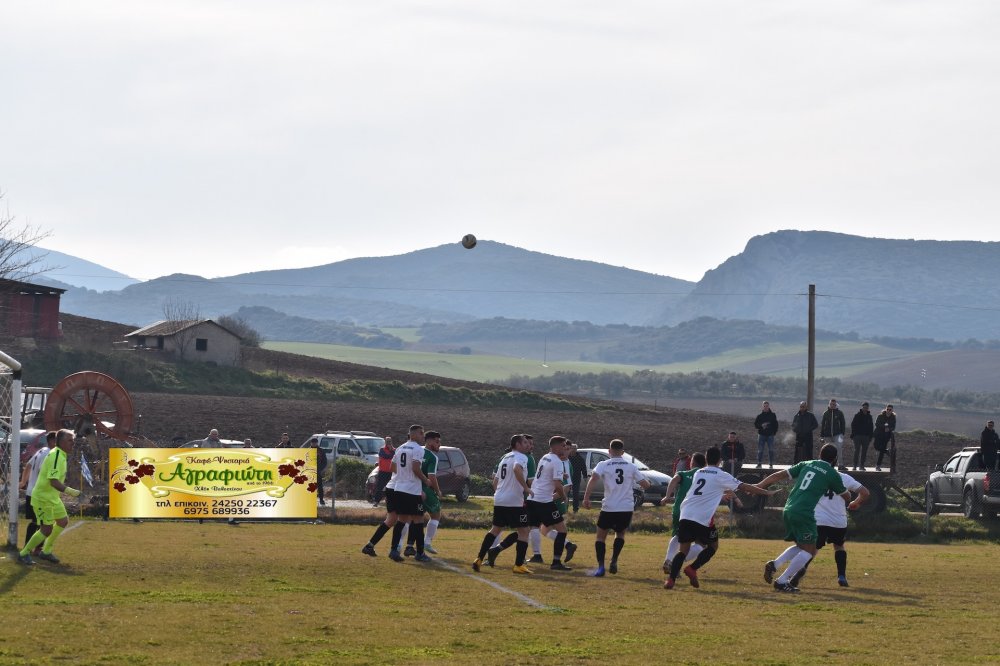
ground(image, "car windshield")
xmin=624 ymin=453 xmax=650 ymax=470
xmin=356 ymin=438 xmax=384 ymax=455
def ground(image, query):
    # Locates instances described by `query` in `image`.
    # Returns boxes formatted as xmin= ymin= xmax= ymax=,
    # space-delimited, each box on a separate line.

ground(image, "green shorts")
xmin=555 ymin=499 xmax=568 ymax=515
xmin=671 ymin=508 xmax=681 ymax=536
xmin=783 ymin=510 xmax=818 ymax=545
xmin=31 ymin=498 xmax=68 ymax=525
xmin=423 ymin=489 xmax=441 ymax=514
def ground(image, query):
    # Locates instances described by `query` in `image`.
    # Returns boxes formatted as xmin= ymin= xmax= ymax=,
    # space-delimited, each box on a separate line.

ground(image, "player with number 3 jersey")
xmin=584 ymin=439 xmax=649 ymax=576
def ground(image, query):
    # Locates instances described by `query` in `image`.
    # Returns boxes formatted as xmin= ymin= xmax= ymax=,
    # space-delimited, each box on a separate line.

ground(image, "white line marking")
xmin=64 ymin=522 xmax=84 ymax=535
xmin=434 ymin=559 xmax=550 ymax=609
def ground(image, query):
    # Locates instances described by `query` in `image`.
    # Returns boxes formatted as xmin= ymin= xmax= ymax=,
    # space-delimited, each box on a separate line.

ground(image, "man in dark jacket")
xmin=721 ymin=431 xmax=745 ymax=477
xmin=873 ymin=405 xmax=896 ymax=471
xmin=754 ymin=401 xmax=779 ymax=468
xmin=372 ymin=436 xmax=395 ymax=506
xmin=850 ymin=402 xmax=875 ymax=470
xmin=820 ymin=399 xmax=847 ymax=468
xmin=791 ymin=401 xmax=819 ymax=463
xmin=568 ymin=442 xmax=586 ymax=512
xmin=980 ymin=420 xmax=999 ymax=471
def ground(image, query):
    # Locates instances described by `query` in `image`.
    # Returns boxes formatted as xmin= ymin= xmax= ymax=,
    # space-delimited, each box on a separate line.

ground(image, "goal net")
xmin=0 ymin=349 xmax=22 ymax=549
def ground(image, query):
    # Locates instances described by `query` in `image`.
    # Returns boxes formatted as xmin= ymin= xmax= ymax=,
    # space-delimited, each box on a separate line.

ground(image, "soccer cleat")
xmin=528 ymin=554 xmax=544 ymax=564
xmin=609 ymin=561 xmax=618 ymax=575
xmin=550 ymin=561 xmax=572 ymax=571
xmin=764 ymin=560 xmax=777 ymax=584
xmin=472 ymin=557 xmax=483 ymax=572
xmin=424 ymin=545 xmax=438 ymax=555
xmin=838 ymin=576 xmax=849 ymax=587
xmin=486 ymin=547 xmax=500 ymax=567
xmin=664 ymin=577 xmax=676 ymax=590
xmin=790 ymin=569 xmax=806 ymax=588
xmin=37 ymin=552 xmax=60 ymax=564
xmin=403 ymin=545 xmax=416 ymax=558
xmin=414 ymin=553 xmax=432 ymax=563
xmin=388 ymin=549 xmax=404 ymax=562
xmin=564 ymin=541 xmax=577 ymax=563
xmin=875 ymin=466 xmax=882 ymax=471
xmin=774 ymin=581 xmax=800 ymax=593
xmin=17 ymin=553 xmax=34 ymax=566
xmin=361 ymin=544 xmax=377 ymax=557
xmin=683 ymin=565 xmax=699 ymax=588
xmin=512 ymin=564 xmax=534 ymax=575
xmin=592 ymin=566 xmax=606 ymax=577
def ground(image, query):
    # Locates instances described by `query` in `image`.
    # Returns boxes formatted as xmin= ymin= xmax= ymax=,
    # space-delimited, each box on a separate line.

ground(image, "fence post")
xmin=923 ymin=465 xmax=931 ymax=537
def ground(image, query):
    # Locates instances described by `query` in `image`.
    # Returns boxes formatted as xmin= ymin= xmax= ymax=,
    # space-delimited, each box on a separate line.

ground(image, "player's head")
xmin=424 ymin=430 xmax=441 ymax=451
xmin=408 ymin=424 xmax=424 ymax=443
xmin=523 ymin=434 xmax=534 ymax=451
xmin=56 ymin=429 xmax=75 ymax=452
xmin=761 ymin=401 xmax=771 ymax=412
xmin=548 ymin=435 xmax=567 ymax=454
xmin=798 ymin=401 xmax=808 ymax=411
xmin=726 ymin=431 xmax=737 ymax=442
xmin=691 ymin=452 xmax=707 ymax=469
xmin=609 ymin=439 xmax=625 ymax=455
xmin=706 ymin=447 xmax=722 ymax=465
xmin=820 ymin=443 xmax=838 ymax=464
xmin=510 ymin=434 xmax=529 ymax=452
xmin=46 ymin=431 xmax=57 ymax=446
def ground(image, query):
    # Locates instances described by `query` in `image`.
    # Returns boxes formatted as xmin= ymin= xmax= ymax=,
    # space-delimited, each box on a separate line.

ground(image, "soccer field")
xmin=2 ymin=521 xmax=998 ymax=665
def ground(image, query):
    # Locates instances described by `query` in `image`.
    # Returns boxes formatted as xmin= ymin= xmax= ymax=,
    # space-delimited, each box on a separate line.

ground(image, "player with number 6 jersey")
xmin=473 ymin=435 xmax=535 ymax=574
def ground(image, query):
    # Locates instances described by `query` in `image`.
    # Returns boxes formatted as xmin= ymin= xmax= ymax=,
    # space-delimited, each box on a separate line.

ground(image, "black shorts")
xmin=393 ymin=491 xmax=424 ymax=517
xmin=526 ymin=500 xmax=564 ymax=527
xmin=24 ymin=496 xmax=36 ymax=523
xmin=493 ymin=505 xmax=529 ymax=528
xmin=384 ymin=488 xmax=398 ymax=513
xmin=676 ymin=519 xmax=714 ymax=546
xmin=596 ymin=511 xmax=633 ymax=533
xmin=816 ymin=525 xmax=848 ymax=548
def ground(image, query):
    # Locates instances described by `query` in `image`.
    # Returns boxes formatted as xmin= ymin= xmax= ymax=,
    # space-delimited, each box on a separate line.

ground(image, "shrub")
xmin=331 ymin=457 xmax=372 ymax=499
xmin=469 ymin=474 xmax=493 ymax=497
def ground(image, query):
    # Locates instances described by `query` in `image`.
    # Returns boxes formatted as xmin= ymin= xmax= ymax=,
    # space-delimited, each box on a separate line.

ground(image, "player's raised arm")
xmin=582 ymin=472 xmax=598 ymax=510
xmin=660 ymin=474 xmax=682 ymax=505
xmin=846 ymin=484 xmax=869 ymax=510
xmin=757 ymin=469 xmax=792 ymax=488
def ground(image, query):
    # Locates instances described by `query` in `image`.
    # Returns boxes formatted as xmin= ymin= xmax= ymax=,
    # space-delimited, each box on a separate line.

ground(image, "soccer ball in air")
xmin=461 ymin=234 xmax=477 ymax=249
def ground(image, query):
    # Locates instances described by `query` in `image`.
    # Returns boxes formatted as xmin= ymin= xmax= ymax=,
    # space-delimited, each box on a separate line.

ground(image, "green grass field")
xmin=3 ymin=518 xmax=998 ymax=665
xmin=263 ymin=339 xmax=917 ymax=384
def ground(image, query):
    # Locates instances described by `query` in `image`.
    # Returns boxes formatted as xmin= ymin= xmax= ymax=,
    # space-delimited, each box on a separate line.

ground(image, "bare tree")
xmin=217 ymin=314 xmax=262 ymax=347
xmin=0 ymin=191 xmax=50 ymax=281
xmin=161 ymin=298 xmax=202 ymax=361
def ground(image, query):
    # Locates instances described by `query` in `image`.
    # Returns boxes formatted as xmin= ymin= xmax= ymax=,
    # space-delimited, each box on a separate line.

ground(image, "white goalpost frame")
xmin=0 ymin=349 xmax=23 ymax=550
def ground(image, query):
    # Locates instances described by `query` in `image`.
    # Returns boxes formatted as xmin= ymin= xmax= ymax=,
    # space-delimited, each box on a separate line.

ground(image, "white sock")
xmin=665 ymin=536 xmax=679 ymax=563
xmin=426 ymin=519 xmax=439 ymax=544
xmin=529 ymin=528 xmax=542 ymax=555
xmin=778 ymin=551 xmax=813 ymax=585
xmin=775 ymin=545 xmax=800 ymax=567
xmin=545 ymin=530 xmax=557 ymax=541
xmin=492 ymin=534 xmax=502 ymax=548
xmin=687 ymin=543 xmax=704 ymax=563
xmin=399 ymin=523 xmax=409 ymax=544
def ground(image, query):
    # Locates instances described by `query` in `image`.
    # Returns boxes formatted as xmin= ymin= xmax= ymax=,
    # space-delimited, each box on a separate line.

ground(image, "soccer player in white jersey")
xmin=474 ymin=434 xmax=534 ymax=574
xmin=19 ymin=431 xmax=54 ymax=554
xmin=665 ymin=447 xmax=774 ymax=590
xmin=524 ymin=436 xmax=573 ymax=570
xmin=789 ymin=470 xmax=869 ymax=588
xmin=386 ymin=425 xmax=432 ymax=562
xmin=583 ymin=439 xmax=650 ymax=577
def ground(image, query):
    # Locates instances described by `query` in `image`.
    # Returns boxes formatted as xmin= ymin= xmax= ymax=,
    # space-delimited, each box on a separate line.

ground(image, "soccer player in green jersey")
xmin=660 ymin=452 xmax=707 ymax=571
xmin=758 ymin=443 xmax=860 ymax=592
xmin=18 ymin=430 xmax=82 ymax=565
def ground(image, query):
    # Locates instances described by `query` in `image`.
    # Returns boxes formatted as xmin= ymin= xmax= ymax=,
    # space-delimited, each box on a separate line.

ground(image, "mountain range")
xmin=35 ymin=231 xmax=1000 ymax=341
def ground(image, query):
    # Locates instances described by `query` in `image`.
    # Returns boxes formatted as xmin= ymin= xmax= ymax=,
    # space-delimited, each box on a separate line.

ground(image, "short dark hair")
xmin=820 ymin=443 xmax=838 ymax=464
xmin=691 ymin=452 xmax=707 ymax=467
xmin=424 ymin=430 xmax=441 ymax=440
xmin=609 ymin=439 xmax=624 ymax=451
xmin=706 ymin=447 xmax=722 ymax=465
xmin=46 ymin=431 xmax=57 ymax=444
xmin=409 ymin=424 xmax=424 ymax=434
xmin=509 ymin=434 xmax=524 ymax=449
xmin=549 ymin=435 xmax=567 ymax=448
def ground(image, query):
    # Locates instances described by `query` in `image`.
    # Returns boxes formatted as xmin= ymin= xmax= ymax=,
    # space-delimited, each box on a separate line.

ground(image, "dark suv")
xmin=366 ymin=445 xmax=471 ymax=502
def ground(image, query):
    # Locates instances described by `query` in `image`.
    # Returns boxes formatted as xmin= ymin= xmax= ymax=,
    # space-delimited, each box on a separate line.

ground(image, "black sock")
xmin=390 ymin=522 xmax=405 ymax=550
xmin=407 ymin=529 xmax=416 ymax=547
xmin=25 ymin=522 xmax=38 ymax=546
xmin=691 ymin=546 xmax=715 ymax=570
xmin=611 ymin=537 xmax=625 ymax=563
xmin=478 ymin=532 xmax=496 ymax=559
xmin=369 ymin=521 xmax=391 ymax=546
xmin=669 ymin=551 xmax=687 ymax=579
xmin=515 ymin=540 xmax=528 ymax=566
xmin=413 ymin=523 xmax=425 ymax=555
xmin=500 ymin=532 xmax=519 ymax=551
xmin=553 ymin=532 xmax=566 ymax=562
xmin=595 ymin=541 xmax=606 ymax=567
xmin=835 ymin=550 xmax=848 ymax=577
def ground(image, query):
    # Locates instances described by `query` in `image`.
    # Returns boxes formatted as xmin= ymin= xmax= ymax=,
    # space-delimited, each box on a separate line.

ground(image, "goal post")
xmin=0 ymin=349 xmax=23 ymax=550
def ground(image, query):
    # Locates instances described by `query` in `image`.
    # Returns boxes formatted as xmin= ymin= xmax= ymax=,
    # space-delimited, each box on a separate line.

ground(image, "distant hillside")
xmin=21 ymin=246 xmax=139 ymax=292
xmin=656 ymin=230 xmax=1000 ymax=340
xmin=232 ymin=306 xmax=405 ymax=349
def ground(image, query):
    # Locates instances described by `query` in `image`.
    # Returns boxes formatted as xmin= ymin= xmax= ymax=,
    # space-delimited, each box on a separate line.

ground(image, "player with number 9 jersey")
xmin=391 ymin=439 xmax=425 ymax=496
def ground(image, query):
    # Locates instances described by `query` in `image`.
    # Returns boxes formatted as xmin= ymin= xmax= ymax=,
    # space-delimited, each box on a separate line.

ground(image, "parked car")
xmin=926 ymin=446 xmax=1000 ymax=519
xmin=303 ymin=431 xmax=384 ymax=467
xmin=0 ymin=427 xmax=49 ymax=469
xmin=576 ymin=447 xmax=672 ymax=508
xmin=365 ymin=445 xmax=471 ymax=503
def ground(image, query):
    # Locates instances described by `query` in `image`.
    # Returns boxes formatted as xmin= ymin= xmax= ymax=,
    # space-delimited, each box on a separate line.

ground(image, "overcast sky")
xmin=2 ymin=1 xmax=998 ymax=283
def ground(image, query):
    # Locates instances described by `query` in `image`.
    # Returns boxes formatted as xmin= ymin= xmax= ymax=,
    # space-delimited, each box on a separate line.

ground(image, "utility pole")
xmin=807 ymin=284 xmax=816 ymax=409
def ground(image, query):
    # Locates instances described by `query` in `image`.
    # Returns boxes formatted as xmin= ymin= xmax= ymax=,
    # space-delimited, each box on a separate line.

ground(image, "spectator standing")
xmin=754 ymin=401 xmax=779 ymax=468
xmin=276 ymin=432 xmax=291 ymax=448
xmin=721 ymin=432 xmax=745 ymax=477
xmin=672 ymin=448 xmax=692 ymax=475
xmin=203 ymin=429 xmax=221 ymax=447
xmin=872 ymin=405 xmax=896 ymax=471
xmin=850 ymin=402 xmax=874 ymax=470
xmin=372 ymin=436 xmax=395 ymax=506
xmin=791 ymin=402 xmax=819 ymax=464
xmin=981 ymin=421 xmax=1000 ymax=471
xmin=568 ymin=443 xmax=586 ymax=512
xmin=820 ymin=399 xmax=847 ymax=468
xmin=312 ymin=437 xmax=327 ymax=506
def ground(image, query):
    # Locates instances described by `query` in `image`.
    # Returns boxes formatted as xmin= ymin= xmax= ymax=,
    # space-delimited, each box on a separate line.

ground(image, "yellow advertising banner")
xmin=108 ymin=448 xmax=319 ymax=519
